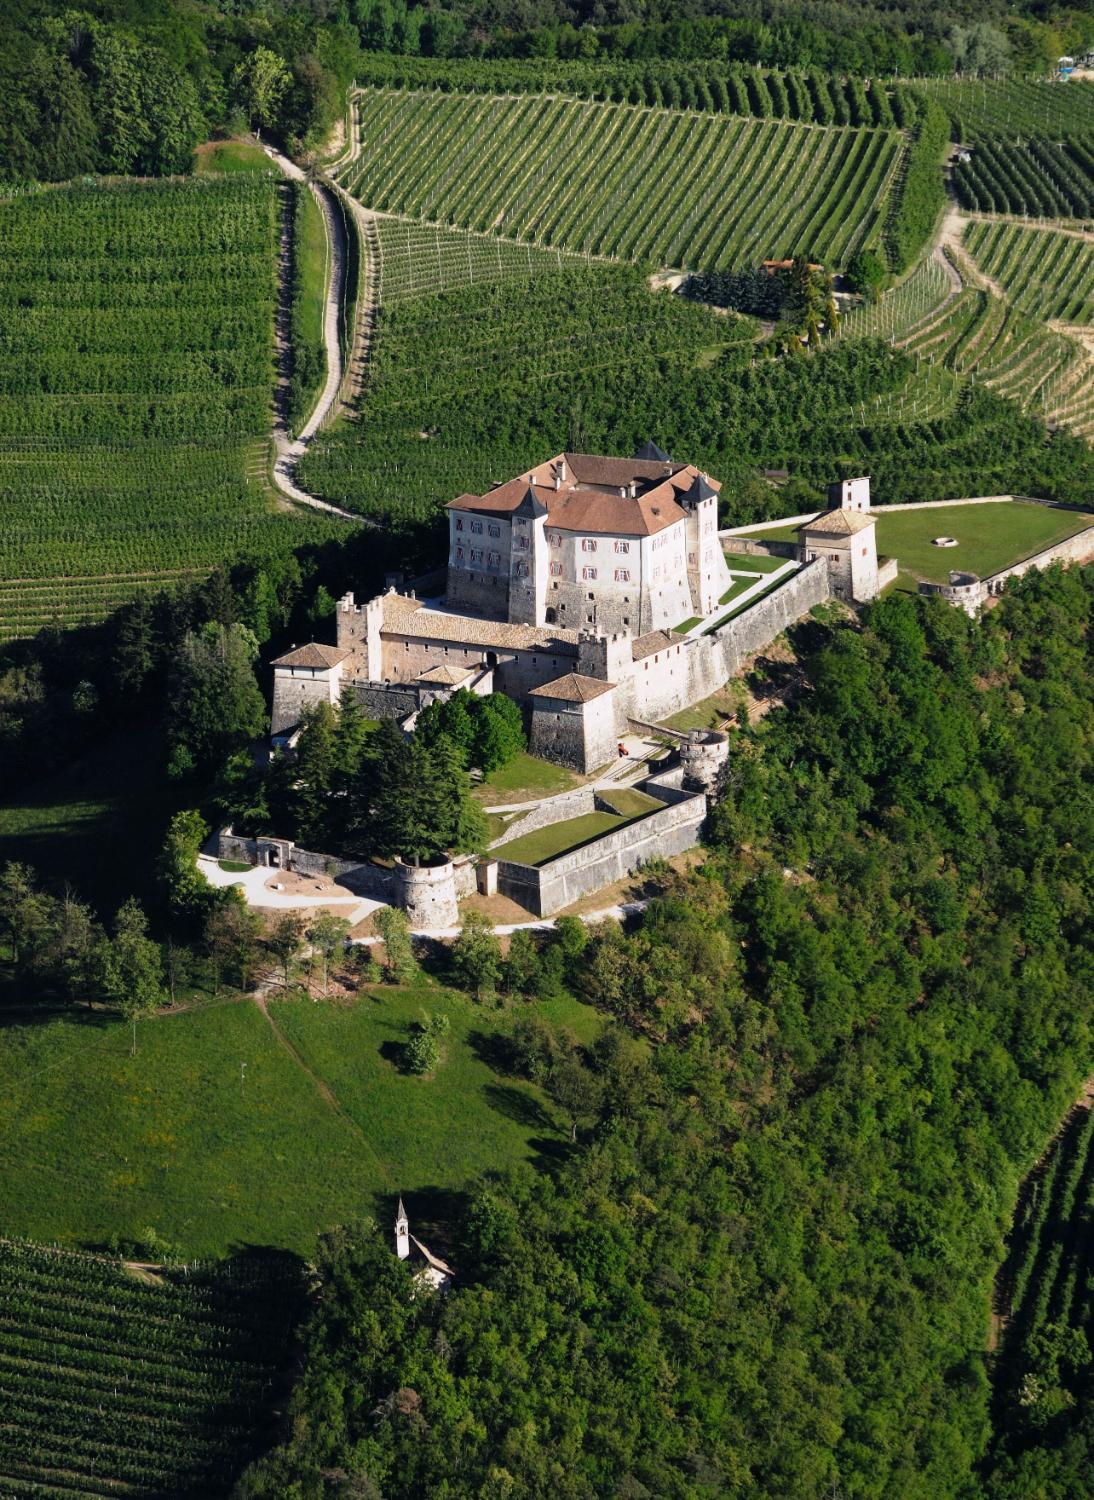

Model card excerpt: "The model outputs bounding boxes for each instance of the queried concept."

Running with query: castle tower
[508,485,549,626]
[395,1196,410,1260]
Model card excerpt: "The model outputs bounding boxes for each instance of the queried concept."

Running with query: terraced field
[0,1239,303,1498]
[843,252,1094,439]
[342,87,903,271]
[963,220,1094,325]
[0,178,338,641]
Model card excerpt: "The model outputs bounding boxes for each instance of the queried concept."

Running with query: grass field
[475,751,582,805]
[0,984,599,1258]
[193,138,274,175]
[0,176,336,641]
[499,798,659,866]
[872,501,1094,584]
[663,686,738,732]
[736,502,1094,585]
[341,86,901,271]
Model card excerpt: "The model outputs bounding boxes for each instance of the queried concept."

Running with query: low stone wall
[722,537,800,560]
[496,790,706,917]
[719,511,820,536]
[489,787,598,851]
[217,829,392,896]
[877,557,899,590]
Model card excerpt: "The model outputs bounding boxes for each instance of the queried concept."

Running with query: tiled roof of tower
[799,509,876,537]
[445,452,720,537]
[271,643,351,669]
[527,673,616,703]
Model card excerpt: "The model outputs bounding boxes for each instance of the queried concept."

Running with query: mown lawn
[475,752,581,805]
[722,548,793,572]
[871,502,1094,584]
[292,182,328,434]
[734,502,1094,584]
[0,984,600,1258]
[499,808,652,866]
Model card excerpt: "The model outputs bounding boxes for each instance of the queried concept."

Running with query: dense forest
[3,0,1090,183]
[230,564,1094,1497]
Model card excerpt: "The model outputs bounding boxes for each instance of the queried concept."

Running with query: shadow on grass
[467,1027,516,1074]
[483,1082,555,1132]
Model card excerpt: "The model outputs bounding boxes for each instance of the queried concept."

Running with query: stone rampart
[985,526,1094,590]
[496,790,706,917]
[352,683,420,720]
[489,788,599,850]
[719,511,821,536]
[393,858,459,930]
[711,557,831,677]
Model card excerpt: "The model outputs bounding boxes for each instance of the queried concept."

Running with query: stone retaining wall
[496,789,707,917]
[489,788,598,850]
[985,526,1094,590]
[721,537,800,560]
[711,557,831,677]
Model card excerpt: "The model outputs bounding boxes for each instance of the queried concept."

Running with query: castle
[271,450,883,771]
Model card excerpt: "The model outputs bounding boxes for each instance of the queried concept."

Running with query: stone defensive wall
[488,787,599,851]
[495,783,707,918]
[215,828,476,931]
[984,524,1094,592]
[708,557,831,677]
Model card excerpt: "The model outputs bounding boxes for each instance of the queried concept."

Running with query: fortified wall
[495,781,707,917]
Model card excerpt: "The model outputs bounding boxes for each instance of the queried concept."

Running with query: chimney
[628,481,638,498]
[619,486,627,497]
[558,458,568,482]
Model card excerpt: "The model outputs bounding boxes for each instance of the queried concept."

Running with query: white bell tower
[395,1196,410,1260]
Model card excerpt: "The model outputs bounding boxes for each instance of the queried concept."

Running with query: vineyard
[340,87,903,271]
[0,1238,304,1497]
[0,177,338,641]
[370,214,584,302]
[992,1099,1094,1432]
[913,77,1094,141]
[842,253,1094,438]
[952,137,1094,219]
[298,248,1094,535]
[963,221,1094,325]
[351,54,920,129]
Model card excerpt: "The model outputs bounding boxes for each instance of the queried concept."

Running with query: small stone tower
[395,1196,410,1260]
[508,485,549,626]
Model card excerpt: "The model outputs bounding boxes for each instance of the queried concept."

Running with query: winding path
[260,142,365,523]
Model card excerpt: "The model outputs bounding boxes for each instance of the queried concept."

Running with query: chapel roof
[415,663,477,685]
[271,642,351,670]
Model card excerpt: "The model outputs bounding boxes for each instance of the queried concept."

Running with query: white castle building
[270,450,882,771]
[446,446,734,633]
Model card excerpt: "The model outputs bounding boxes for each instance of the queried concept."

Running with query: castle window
[614,541,630,554]
[581,538,597,553]
[582,567,597,581]
[455,546,465,561]
[471,521,483,534]
[455,518,463,531]
[862,546,868,556]
[614,569,630,582]
[688,553,696,564]
[515,562,529,578]
[514,535,529,551]
[550,532,561,548]
[471,549,483,564]
[488,523,500,538]
[488,551,500,568]
[550,562,562,576]
[623,617,630,626]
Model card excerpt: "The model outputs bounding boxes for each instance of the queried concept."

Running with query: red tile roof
[271,643,351,670]
[527,672,616,703]
[446,452,720,538]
